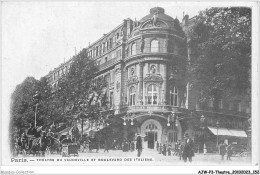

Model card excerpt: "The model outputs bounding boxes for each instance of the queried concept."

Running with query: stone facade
[46,7,250,152]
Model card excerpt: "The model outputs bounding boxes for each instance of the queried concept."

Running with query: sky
[2,2,209,91]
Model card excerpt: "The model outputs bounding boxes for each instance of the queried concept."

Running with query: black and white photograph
[1,1,259,174]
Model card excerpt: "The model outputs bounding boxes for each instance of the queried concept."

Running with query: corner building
[95,7,188,149]
[47,7,250,152]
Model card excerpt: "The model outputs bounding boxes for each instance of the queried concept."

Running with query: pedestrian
[219,142,226,160]
[159,143,162,154]
[104,139,109,153]
[226,143,233,160]
[167,144,172,156]
[40,131,48,157]
[182,133,195,162]
[130,140,135,152]
[136,135,142,157]
[174,141,180,156]
[156,141,159,151]
[179,141,184,160]
[162,144,167,156]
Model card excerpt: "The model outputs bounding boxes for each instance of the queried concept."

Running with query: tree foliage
[11,77,41,129]
[10,48,107,134]
[187,7,251,105]
[50,48,107,126]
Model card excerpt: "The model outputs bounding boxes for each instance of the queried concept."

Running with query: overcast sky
[2,2,210,90]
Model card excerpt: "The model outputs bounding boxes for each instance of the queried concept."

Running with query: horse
[88,137,100,153]
[27,137,48,156]
[45,136,61,155]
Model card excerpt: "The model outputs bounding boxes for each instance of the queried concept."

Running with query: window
[109,38,113,49]
[110,91,113,107]
[99,45,102,55]
[208,99,213,108]
[117,49,121,58]
[129,86,136,106]
[151,39,159,52]
[111,52,116,58]
[96,46,99,56]
[102,43,106,53]
[107,40,110,50]
[147,84,158,105]
[218,99,223,109]
[170,87,178,106]
[238,102,242,112]
[145,123,158,130]
[131,42,136,55]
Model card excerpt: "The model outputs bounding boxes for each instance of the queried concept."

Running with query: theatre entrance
[147,131,157,149]
[141,119,162,149]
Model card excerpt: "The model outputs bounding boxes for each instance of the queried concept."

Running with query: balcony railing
[98,58,117,70]
[119,104,186,114]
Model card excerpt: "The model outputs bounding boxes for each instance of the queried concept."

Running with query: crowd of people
[14,124,239,162]
[219,142,234,160]
[155,133,195,162]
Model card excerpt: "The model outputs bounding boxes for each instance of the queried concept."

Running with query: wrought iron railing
[119,104,186,113]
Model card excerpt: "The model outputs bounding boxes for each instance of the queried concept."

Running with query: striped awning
[208,126,247,138]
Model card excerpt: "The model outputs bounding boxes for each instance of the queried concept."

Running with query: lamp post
[200,115,206,154]
[216,120,220,148]
[33,91,41,128]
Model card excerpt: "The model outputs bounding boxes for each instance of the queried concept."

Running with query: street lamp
[122,113,135,126]
[33,91,41,128]
[216,120,220,148]
[200,115,206,154]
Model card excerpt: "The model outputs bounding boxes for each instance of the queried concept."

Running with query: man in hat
[27,123,37,138]
[182,133,195,162]
[136,135,142,157]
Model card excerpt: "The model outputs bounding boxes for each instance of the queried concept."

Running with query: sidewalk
[44,149,252,165]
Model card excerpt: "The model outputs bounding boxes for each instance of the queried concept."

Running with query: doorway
[141,119,162,149]
[147,131,157,149]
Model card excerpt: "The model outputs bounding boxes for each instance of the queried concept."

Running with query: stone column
[162,63,167,105]
[138,62,144,105]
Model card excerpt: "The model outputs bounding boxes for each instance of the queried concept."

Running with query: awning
[57,127,73,135]
[208,126,247,138]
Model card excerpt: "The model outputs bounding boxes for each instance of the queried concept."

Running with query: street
[41,148,251,166]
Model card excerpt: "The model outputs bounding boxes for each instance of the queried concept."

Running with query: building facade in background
[46,7,250,152]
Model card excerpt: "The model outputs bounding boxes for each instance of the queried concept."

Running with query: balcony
[98,58,118,70]
[119,104,187,114]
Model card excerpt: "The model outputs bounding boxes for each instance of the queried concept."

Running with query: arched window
[131,42,136,55]
[129,86,136,106]
[147,84,158,105]
[151,39,159,52]
[170,87,178,106]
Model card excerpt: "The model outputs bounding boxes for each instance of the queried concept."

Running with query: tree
[53,48,108,127]
[11,77,40,130]
[186,7,251,107]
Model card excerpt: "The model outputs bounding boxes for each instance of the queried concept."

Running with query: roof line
[87,21,126,49]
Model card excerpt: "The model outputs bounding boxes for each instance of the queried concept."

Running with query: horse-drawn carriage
[61,143,79,157]
[15,133,61,157]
